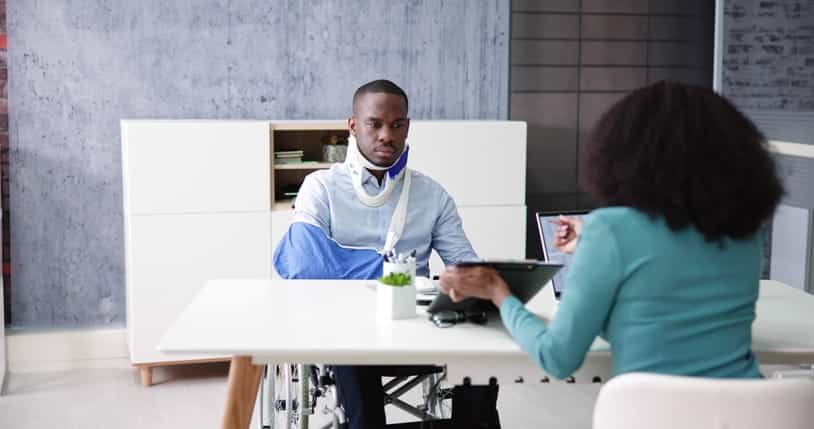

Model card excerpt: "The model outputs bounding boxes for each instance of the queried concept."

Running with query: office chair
[260,363,452,429]
[593,372,814,429]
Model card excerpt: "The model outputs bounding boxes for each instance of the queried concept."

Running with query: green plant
[378,271,412,287]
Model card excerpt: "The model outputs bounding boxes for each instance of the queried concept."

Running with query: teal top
[500,207,762,379]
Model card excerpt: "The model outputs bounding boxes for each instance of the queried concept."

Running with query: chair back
[593,372,814,429]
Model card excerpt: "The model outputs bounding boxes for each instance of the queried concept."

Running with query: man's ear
[347,117,356,136]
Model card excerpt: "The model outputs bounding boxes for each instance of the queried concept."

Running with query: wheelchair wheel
[294,364,310,429]
[261,364,295,429]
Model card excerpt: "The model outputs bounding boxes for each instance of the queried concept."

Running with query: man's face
[348,92,410,167]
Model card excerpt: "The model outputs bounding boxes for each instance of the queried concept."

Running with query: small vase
[376,282,417,320]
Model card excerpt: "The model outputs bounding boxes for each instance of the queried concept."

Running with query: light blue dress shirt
[293,163,478,276]
[500,207,763,379]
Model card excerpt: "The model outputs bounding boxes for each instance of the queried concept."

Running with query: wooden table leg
[139,367,153,387]
[221,356,264,429]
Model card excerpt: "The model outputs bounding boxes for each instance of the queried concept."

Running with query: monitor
[536,210,589,300]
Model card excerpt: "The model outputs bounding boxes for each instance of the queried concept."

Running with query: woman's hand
[552,215,583,254]
[439,265,512,307]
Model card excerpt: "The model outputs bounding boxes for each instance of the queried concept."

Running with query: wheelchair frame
[259,363,452,429]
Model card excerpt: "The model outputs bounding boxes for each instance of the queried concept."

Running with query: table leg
[139,367,153,387]
[221,356,264,429]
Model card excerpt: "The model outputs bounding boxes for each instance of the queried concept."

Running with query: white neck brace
[344,135,410,207]
[345,135,411,253]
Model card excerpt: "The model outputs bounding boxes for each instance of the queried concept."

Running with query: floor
[0,362,601,428]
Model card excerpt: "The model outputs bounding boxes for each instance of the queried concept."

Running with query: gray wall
[721,0,814,145]
[7,0,510,329]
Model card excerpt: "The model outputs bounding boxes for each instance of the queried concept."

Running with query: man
[273,79,478,428]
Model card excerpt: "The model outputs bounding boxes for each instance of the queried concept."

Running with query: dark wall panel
[511,0,715,257]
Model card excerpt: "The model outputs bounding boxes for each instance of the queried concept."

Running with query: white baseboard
[7,328,131,373]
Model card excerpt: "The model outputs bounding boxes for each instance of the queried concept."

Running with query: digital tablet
[426,260,562,314]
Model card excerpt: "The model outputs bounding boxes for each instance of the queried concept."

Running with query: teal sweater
[500,207,762,379]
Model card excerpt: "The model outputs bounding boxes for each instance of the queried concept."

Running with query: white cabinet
[125,212,271,365]
[410,122,527,273]
[428,206,526,275]
[121,120,526,385]
[408,121,526,206]
[122,120,273,386]
[121,121,270,214]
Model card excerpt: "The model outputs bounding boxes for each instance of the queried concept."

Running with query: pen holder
[377,260,417,320]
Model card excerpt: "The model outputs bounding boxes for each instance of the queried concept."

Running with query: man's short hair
[353,79,409,114]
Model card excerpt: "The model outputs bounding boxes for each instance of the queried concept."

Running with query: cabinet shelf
[274,162,336,170]
[271,126,349,206]
[273,199,295,211]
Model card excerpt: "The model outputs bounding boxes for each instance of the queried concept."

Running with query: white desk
[160,279,814,429]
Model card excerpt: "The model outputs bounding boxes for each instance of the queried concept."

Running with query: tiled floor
[0,362,601,428]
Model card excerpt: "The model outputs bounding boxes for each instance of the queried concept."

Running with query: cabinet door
[408,121,526,207]
[125,212,272,364]
[121,121,270,214]
[429,205,526,275]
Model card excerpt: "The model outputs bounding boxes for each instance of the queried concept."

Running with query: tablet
[426,260,562,314]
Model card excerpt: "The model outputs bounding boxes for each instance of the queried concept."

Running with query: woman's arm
[442,216,624,379]
[505,217,624,377]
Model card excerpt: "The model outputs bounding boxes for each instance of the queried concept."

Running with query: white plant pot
[376,282,417,320]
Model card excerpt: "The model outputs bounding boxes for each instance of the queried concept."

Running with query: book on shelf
[281,184,300,198]
[274,150,304,159]
[274,159,318,165]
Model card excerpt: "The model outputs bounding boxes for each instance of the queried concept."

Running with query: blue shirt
[293,163,478,276]
[500,207,763,379]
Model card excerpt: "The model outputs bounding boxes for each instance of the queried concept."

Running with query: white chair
[593,372,814,429]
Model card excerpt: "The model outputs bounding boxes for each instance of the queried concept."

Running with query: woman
[440,81,784,379]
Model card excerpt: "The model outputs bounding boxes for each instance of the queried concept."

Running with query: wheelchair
[259,363,453,428]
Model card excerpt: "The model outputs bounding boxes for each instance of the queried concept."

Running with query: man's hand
[439,265,511,307]
[552,215,583,254]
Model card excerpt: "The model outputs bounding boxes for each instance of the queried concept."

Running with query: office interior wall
[771,205,812,291]
[773,152,814,292]
[6,1,510,329]
[720,0,814,146]
[719,0,814,291]
[0,0,8,325]
[511,0,715,258]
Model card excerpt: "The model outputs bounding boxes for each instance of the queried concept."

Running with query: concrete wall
[6,0,510,328]
[720,0,814,145]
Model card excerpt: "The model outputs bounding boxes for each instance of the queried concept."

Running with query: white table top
[159,279,814,366]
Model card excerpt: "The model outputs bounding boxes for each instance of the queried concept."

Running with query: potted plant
[376,271,416,320]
